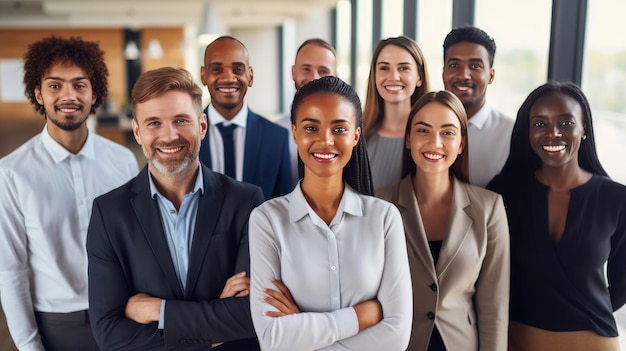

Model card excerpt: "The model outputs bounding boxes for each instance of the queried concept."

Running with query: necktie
[216,122,236,178]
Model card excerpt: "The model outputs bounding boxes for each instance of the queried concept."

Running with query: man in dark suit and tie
[87,67,263,350]
[199,36,292,200]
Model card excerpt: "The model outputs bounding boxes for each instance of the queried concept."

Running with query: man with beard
[199,36,292,199]
[276,38,337,185]
[87,67,264,351]
[0,36,138,351]
[442,26,514,187]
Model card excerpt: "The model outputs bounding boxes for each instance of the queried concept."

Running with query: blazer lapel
[131,168,184,298]
[242,112,261,184]
[185,167,222,296]
[395,177,438,281]
[436,177,473,278]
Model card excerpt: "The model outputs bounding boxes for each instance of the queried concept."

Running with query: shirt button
[330,266,336,271]
[430,283,437,291]
[427,312,435,320]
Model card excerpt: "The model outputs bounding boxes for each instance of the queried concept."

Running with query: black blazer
[87,165,264,350]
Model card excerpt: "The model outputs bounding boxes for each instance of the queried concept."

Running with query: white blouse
[249,183,412,350]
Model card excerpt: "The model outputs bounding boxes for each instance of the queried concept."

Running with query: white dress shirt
[249,183,412,351]
[206,103,248,181]
[0,126,138,351]
[468,105,515,187]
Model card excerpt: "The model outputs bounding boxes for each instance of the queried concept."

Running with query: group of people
[0,24,625,351]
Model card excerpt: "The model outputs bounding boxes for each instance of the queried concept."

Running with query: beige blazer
[377,175,510,351]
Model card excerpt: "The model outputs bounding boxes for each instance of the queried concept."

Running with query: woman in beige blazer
[377,91,510,351]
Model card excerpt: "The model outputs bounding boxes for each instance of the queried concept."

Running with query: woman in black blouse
[488,81,626,351]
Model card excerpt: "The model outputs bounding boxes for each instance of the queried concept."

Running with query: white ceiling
[0,0,338,30]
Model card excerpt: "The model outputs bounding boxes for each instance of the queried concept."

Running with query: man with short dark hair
[199,36,292,199]
[443,26,514,187]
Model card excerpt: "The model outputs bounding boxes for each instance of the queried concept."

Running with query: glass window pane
[475,0,551,119]
[381,0,404,38]
[582,0,626,185]
[417,0,453,92]
[336,0,353,84]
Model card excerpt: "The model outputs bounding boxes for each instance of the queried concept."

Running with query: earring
[582,134,587,140]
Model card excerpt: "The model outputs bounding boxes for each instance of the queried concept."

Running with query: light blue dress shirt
[148,166,204,328]
[249,183,412,350]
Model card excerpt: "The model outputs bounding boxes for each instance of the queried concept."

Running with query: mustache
[453,80,475,88]
[54,103,83,111]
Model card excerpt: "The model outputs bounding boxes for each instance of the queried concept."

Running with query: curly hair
[23,36,109,116]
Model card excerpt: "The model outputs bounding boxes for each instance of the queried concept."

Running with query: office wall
[0,27,184,120]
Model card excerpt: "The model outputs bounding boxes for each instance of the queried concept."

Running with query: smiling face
[292,92,360,180]
[407,101,464,177]
[375,44,422,105]
[292,44,336,91]
[200,38,253,119]
[133,90,207,176]
[35,61,96,132]
[528,91,585,171]
[443,41,494,118]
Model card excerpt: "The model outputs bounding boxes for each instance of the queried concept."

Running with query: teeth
[543,145,565,152]
[385,85,403,91]
[424,152,443,160]
[60,108,78,112]
[218,87,237,93]
[160,147,182,154]
[313,153,336,160]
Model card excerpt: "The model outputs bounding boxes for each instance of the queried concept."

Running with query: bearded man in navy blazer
[199,36,292,200]
[87,67,263,350]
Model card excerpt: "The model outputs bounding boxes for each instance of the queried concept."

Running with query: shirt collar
[41,124,96,163]
[289,181,363,223]
[468,103,492,129]
[207,103,248,128]
[148,165,204,199]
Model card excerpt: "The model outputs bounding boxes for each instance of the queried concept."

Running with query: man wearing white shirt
[442,26,514,187]
[0,36,138,351]
[198,36,292,199]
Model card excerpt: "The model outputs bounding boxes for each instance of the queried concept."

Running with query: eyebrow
[43,76,88,82]
[301,117,353,125]
[445,57,485,64]
[377,61,413,65]
[415,121,459,129]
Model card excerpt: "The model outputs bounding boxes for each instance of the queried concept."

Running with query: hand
[263,278,300,317]
[125,293,161,324]
[353,299,382,331]
[219,271,250,298]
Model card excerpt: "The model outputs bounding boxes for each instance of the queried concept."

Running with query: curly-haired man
[0,36,138,351]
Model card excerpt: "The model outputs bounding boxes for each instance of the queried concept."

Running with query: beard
[45,104,89,131]
[143,140,197,175]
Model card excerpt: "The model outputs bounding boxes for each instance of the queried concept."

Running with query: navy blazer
[199,108,292,200]
[87,165,264,351]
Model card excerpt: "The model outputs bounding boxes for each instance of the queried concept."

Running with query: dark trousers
[34,310,100,351]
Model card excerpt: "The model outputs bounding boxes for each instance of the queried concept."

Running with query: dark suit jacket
[87,165,264,351]
[377,176,510,351]
[199,108,293,200]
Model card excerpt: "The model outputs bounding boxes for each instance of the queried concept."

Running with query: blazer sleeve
[162,187,264,347]
[474,194,510,351]
[87,197,165,351]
